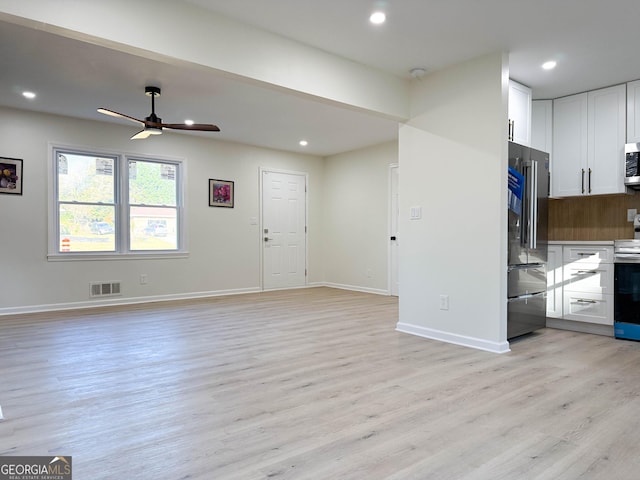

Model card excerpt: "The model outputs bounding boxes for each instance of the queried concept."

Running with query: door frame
[259,167,309,291]
[388,163,399,296]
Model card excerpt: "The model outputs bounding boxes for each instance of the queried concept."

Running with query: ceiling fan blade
[162,123,221,132]
[131,129,154,140]
[98,108,145,126]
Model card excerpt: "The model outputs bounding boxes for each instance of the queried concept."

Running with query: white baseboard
[396,322,511,354]
[0,283,389,317]
[0,287,262,316]
[323,282,389,296]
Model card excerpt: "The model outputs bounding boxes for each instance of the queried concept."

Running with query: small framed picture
[0,157,23,195]
[209,179,234,208]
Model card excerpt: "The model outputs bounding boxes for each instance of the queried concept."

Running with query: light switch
[410,206,422,220]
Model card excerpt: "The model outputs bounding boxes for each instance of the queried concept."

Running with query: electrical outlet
[439,294,449,310]
[366,269,373,278]
[140,274,148,285]
[628,209,638,222]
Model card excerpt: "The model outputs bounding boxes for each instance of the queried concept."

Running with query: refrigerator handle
[548,171,551,197]
[529,160,538,250]
[521,164,529,246]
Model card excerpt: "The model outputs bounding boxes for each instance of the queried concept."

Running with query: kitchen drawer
[563,292,613,325]
[563,246,613,264]
[562,262,613,295]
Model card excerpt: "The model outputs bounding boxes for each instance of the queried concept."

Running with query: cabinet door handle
[581,168,585,194]
[588,168,592,194]
[576,299,598,304]
[575,270,598,275]
[577,252,596,256]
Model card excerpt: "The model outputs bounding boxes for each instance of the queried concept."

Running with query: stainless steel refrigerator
[507,142,549,339]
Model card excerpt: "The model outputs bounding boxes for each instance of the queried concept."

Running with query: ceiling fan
[98,86,220,140]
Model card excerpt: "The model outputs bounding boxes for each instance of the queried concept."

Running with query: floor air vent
[90,281,122,297]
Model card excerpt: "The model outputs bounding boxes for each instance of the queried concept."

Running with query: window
[128,158,179,251]
[52,147,183,257]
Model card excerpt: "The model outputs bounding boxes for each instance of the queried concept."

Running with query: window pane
[58,153,115,204]
[59,204,116,252]
[130,206,178,251]
[129,160,177,206]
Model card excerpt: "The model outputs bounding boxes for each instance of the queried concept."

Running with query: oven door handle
[615,253,640,262]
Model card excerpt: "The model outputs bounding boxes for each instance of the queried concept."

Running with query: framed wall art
[209,179,234,208]
[0,157,23,195]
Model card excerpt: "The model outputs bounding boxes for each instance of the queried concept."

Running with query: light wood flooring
[2,287,640,479]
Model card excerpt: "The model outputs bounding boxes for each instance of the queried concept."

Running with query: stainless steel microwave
[625,143,640,190]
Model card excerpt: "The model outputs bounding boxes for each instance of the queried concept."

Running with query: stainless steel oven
[614,239,640,340]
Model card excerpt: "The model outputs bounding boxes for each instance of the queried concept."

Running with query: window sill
[47,251,189,262]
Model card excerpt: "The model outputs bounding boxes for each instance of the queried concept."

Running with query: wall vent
[90,281,122,297]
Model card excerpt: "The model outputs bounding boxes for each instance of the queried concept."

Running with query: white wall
[322,141,397,294]
[396,52,510,353]
[0,107,326,313]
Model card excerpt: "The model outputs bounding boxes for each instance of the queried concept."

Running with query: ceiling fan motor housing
[145,114,162,124]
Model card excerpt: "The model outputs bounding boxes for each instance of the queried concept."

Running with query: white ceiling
[1,0,639,156]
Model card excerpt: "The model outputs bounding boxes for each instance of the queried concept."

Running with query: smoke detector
[410,67,427,78]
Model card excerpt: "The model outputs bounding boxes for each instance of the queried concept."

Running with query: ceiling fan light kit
[98,86,220,140]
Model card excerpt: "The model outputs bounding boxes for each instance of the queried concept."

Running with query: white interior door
[262,170,307,290]
[390,165,399,296]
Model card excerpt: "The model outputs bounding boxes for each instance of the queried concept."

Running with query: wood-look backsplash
[549,192,640,240]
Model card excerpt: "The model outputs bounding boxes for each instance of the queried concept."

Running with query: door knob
[264,237,272,242]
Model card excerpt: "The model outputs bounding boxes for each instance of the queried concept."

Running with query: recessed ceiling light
[369,11,386,24]
[299,140,308,147]
[22,91,36,99]
[542,61,557,70]
[185,119,194,126]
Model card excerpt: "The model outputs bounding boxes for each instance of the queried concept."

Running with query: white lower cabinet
[562,291,612,325]
[562,262,613,295]
[546,245,563,318]
[547,243,614,328]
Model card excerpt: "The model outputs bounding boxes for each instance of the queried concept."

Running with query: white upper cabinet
[588,85,626,195]
[531,100,553,156]
[552,84,626,197]
[627,79,640,143]
[508,80,532,146]
[553,93,588,197]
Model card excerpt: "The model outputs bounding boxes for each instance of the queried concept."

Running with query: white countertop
[548,240,615,245]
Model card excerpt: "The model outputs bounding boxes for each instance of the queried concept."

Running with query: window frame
[48,144,188,261]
